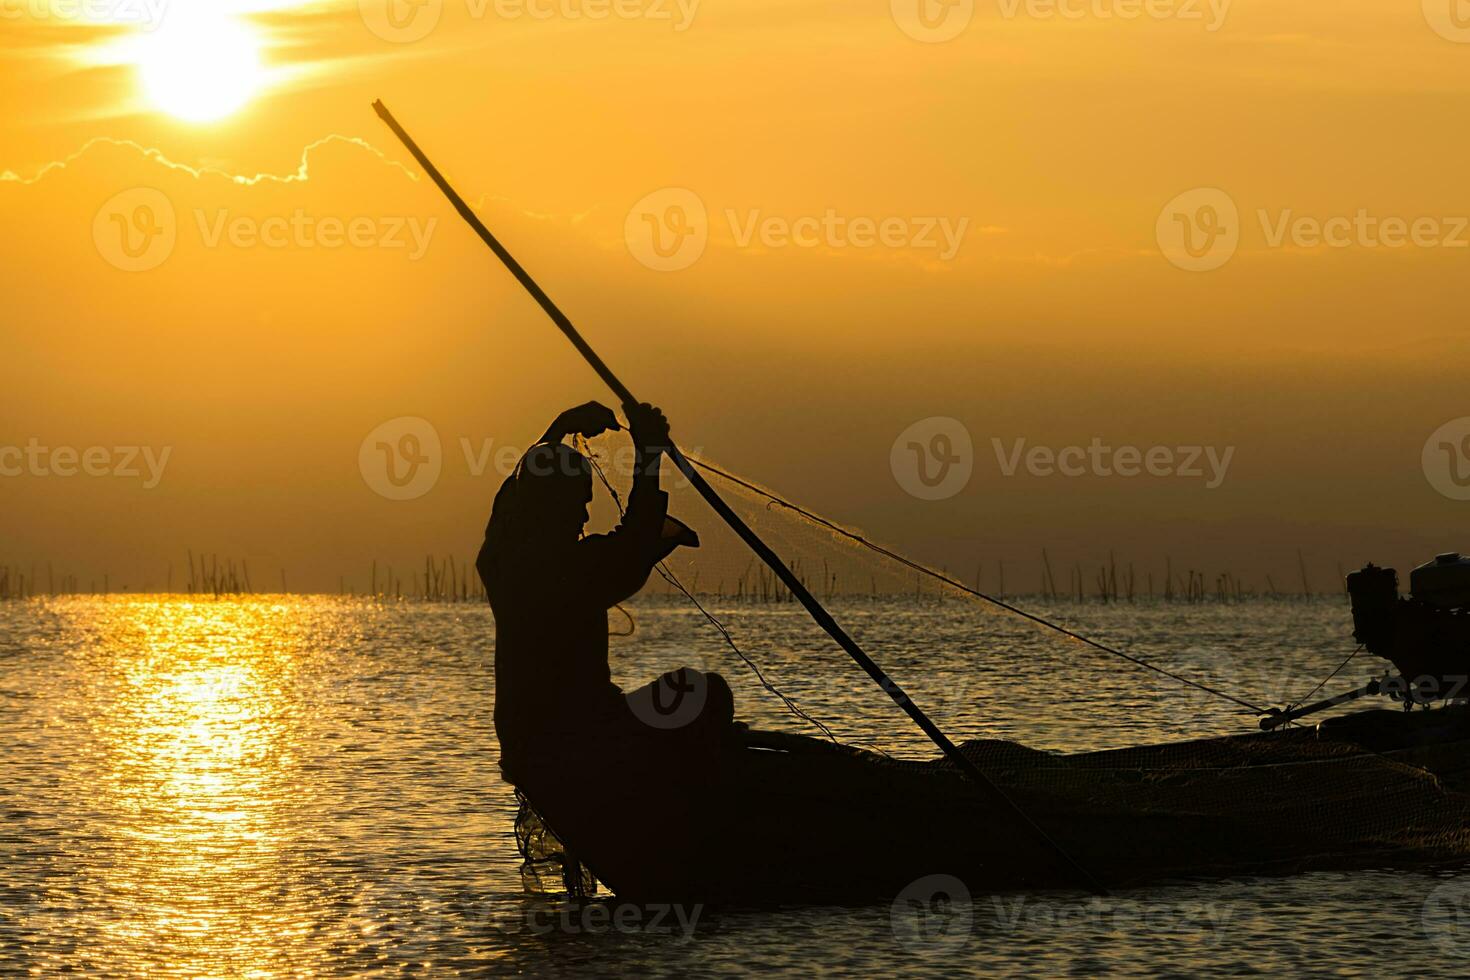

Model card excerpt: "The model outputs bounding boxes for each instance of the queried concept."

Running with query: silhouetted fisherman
[477,400,734,784]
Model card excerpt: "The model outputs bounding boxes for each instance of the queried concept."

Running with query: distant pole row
[0,550,1353,603]
[366,557,487,603]
[654,549,1354,604]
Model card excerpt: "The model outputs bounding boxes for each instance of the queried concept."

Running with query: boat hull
[516,705,1470,905]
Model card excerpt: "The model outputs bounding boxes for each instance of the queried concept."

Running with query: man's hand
[625,403,671,453]
[548,401,619,441]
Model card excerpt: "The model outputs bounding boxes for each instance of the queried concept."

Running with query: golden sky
[2,0,1468,593]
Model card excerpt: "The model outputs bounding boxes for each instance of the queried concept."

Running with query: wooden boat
[501,553,1470,906]
[516,702,1470,906]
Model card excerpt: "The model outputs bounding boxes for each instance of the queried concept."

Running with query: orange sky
[2,0,1468,593]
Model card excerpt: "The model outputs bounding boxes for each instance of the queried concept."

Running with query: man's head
[517,442,594,542]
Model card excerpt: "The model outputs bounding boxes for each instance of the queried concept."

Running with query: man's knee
[703,671,733,722]
[660,667,732,726]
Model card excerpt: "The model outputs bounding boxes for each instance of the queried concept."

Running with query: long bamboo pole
[371,100,1101,894]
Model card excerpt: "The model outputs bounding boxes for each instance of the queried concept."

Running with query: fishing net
[514,788,597,899]
[506,431,1470,897]
[946,728,1470,881]
[576,432,1279,747]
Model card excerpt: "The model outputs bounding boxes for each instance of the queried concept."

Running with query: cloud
[1,133,417,186]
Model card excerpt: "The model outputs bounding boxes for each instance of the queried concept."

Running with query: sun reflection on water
[2,595,516,976]
[76,599,318,976]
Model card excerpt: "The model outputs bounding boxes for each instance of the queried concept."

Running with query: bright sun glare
[137,13,264,122]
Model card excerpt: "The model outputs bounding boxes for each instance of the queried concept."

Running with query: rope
[651,563,841,744]
[688,455,1269,716]
[576,438,840,743]
[608,603,636,637]
[1286,645,1363,713]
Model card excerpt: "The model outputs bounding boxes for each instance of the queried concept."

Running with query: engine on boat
[1347,555,1470,704]
[1411,552,1470,608]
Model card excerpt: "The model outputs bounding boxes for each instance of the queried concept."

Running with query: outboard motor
[1410,553,1470,610]
[1345,555,1470,706]
[1346,563,1399,658]
[1266,557,1469,727]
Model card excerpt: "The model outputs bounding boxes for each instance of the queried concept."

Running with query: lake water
[3,594,1468,977]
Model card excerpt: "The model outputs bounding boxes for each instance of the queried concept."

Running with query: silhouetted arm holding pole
[539,401,620,445]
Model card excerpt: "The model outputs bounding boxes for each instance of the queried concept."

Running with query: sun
[137,13,264,123]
